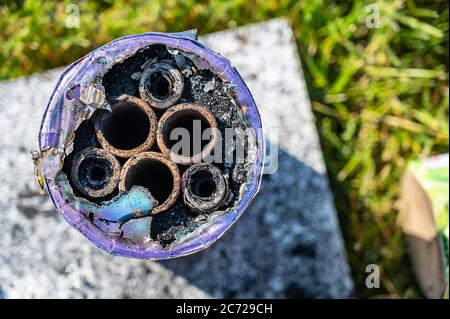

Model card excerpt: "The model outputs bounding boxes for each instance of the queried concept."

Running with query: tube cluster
[70,62,229,214]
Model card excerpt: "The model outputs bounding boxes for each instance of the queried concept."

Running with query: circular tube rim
[181,163,228,212]
[139,62,184,110]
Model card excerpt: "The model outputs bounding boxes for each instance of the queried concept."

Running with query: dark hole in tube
[101,104,150,150]
[149,72,172,100]
[78,157,112,190]
[163,111,211,157]
[124,159,174,204]
[190,170,216,198]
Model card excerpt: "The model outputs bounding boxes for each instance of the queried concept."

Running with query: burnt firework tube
[139,62,184,110]
[157,103,218,165]
[181,163,231,212]
[70,147,121,198]
[95,95,158,158]
[36,30,263,259]
[119,152,180,215]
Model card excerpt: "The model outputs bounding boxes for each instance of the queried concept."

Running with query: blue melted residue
[56,172,156,225]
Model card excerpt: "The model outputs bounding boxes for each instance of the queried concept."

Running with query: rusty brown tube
[181,163,230,212]
[119,152,180,215]
[70,147,121,198]
[139,62,184,110]
[95,95,157,158]
[156,103,218,165]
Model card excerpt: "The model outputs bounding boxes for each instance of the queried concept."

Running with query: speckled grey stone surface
[0,18,353,298]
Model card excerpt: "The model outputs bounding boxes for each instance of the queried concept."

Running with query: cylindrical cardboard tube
[70,147,121,198]
[139,62,184,110]
[181,163,229,212]
[156,103,218,165]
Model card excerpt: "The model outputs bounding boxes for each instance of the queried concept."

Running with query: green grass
[1,0,448,298]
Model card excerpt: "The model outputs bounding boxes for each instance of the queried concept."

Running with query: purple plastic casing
[39,31,263,259]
